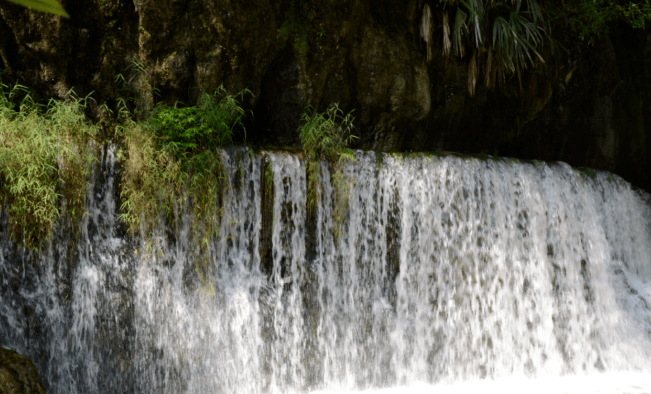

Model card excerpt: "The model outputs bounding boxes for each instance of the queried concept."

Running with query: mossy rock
[0,348,46,394]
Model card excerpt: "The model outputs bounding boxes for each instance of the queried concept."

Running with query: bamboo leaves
[118,84,250,279]
[300,104,357,239]
[0,83,97,249]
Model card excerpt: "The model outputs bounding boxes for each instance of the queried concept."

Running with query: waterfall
[1,147,651,393]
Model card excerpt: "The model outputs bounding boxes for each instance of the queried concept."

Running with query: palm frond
[421,3,434,61]
[452,8,468,58]
[443,11,452,56]
[485,46,494,89]
[468,50,478,97]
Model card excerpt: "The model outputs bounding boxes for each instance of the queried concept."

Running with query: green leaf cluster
[115,59,159,121]
[431,0,549,94]
[5,0,69,17]
[300,104,356,164]
[150,86,250,155]
[562,0,651,44]
[111,59,254,283]
[0,82,97,250]
[300,104,357,238]
[117,83,251,282]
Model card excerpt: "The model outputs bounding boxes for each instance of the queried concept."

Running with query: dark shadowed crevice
[251,44,304,148]
[0,16,17,73]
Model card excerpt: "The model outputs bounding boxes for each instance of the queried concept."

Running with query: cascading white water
[1,147,651,394]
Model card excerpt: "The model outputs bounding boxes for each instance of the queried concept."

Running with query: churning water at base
[1,147,651,394]
[314,372,651,394]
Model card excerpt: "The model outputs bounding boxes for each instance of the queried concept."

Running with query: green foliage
[300,104,356,164]
[430,0,651,93]
[264,159,274,199]
[117,121,227,282]
[5,0,69,17]
[429,0,550,94]
[263,158,275,235]
[562,0,651,44]
[115,59,159,121]
[331,149,355,239]
[299,104,357,238]
[491,10,545,72]
[118,86,251,235]
[149,86,251,155]
[0,82,97,250]
[116,121,181,237]
[576,166,597,179]
[116,80,252,282]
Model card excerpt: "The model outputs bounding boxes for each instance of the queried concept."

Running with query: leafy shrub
[421,0,651,95]
[299,104,357,238]
[116,121,182,236]
[118,86,251,281]
[0,83,98,250]
[149,86,250,155]
[115,59,159,121]
[562,0,651,44]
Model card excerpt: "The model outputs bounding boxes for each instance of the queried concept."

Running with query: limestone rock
[0,348,46,394]
[0,1,650,192]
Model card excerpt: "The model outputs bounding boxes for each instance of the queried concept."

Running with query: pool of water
[313,372,651,394]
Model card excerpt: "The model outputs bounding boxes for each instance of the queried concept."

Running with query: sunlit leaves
[5,0,69,17]
[0,83,97,250]
[300,104,357,238]
[118,85,251,283]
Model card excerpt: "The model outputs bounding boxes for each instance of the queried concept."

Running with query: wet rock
[1,1,651,192]
[0,348,46,394]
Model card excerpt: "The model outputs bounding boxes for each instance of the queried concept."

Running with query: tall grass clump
[117,83,251,279]
[0,83,98,250]
[115,59,159,120]
[299,104,357,238]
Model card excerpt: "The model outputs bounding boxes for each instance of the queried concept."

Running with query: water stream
[1,147,650,393]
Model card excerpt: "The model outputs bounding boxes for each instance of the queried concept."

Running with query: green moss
[579,166,597,179]
[375,151,386,170]
[264,160,274,201]
[391,152,404,166]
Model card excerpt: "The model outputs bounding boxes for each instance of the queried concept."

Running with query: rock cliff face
[0,348,46,394]
[1,0,650,191]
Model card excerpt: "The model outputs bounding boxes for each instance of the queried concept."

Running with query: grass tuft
[299,104,357,239]
[0,82,98,250]
[117,84,251,282]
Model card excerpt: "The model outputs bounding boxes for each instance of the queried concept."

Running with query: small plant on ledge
[299,103,357,239]
[0,82,98,250]
[117,84,252,283]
